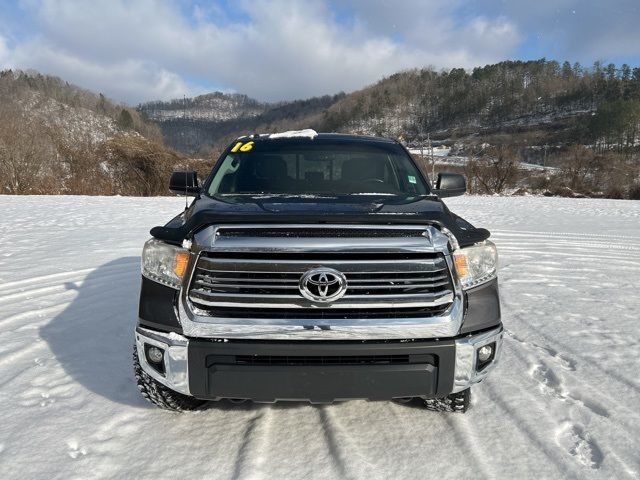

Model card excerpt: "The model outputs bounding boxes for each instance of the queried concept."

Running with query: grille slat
[194,280,300,290]
[189,289,454,308]
[196,276,300,284]
[197,256,447,272]
[346,281,451,290]
[218,227,427,238]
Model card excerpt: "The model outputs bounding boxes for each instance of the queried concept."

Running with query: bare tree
[100,134,185,196]
[559,145,599,192]
[466,145,520,194]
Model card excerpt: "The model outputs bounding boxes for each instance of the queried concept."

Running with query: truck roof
[237,130,398,145]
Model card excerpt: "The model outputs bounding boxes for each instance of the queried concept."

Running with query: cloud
[5,0,640,104]
[0,35,12,69]
[12,0,640,104]
[10,41,208,103]
[479,0,640,63]
[0,0,527,103]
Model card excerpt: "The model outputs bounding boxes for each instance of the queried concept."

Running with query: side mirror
[169,170,200,196]
[432,172,466,197]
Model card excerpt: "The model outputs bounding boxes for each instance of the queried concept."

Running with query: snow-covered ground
[0,195,639,479]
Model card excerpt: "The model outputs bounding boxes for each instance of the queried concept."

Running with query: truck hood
[151,194,489,247]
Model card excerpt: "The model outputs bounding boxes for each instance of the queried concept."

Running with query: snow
[1,195,639,479]
[268,129,318,139]
[407,150,559,172]
[408,146,451,157]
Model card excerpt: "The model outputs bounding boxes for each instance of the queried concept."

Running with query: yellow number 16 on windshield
[230,141,255,153]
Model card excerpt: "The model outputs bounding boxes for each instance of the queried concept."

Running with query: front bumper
[135,325,503,401]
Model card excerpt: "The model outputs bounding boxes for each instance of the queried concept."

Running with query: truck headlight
[453,241,498,289]
[141,238,190,289]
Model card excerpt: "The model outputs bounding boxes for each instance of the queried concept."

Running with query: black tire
[133,346,206,411]
[423,388,471,413]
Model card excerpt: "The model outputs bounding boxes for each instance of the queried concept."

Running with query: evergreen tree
[572,62,583,76]
[117,108,134,130]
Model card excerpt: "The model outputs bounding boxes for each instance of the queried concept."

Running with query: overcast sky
[1,0,639,104]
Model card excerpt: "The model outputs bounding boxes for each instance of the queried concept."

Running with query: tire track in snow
[0,268,94,292]
[495,235,640,248]
[0,260,138,295]
[318,406,379,480]
[496,248,640,263]
[445,415,495,479]
[492,229,640,242]
[492,231,640,257]
[231,407,275,480]
[0,341,47,369]
[0,303,68,329]
[0,284,81,305]
[0,267,137,308]
[318,407,352,480]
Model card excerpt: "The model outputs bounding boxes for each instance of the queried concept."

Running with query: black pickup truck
[134,131,502,413]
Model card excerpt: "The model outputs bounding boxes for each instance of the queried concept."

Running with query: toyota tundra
[134,130,503,413]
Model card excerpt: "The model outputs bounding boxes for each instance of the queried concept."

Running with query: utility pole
[428,133,435,187]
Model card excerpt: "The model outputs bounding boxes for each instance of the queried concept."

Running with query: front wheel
[133,346,206,411]
[423,388,471,413]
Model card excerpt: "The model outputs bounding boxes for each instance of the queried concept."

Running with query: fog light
[147,346,164,364]
[478,345,493,363]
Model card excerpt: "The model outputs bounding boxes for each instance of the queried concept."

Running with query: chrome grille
[188,252,454,314]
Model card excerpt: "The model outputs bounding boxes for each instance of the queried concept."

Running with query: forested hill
[321,60,640,146]
[142,59,640,155]
[139,92,345,154]
[139,92,269,123]
[0,70,186,195]
[1,69,160,141]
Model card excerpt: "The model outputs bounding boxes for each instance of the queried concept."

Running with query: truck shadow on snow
[39,257,153,408]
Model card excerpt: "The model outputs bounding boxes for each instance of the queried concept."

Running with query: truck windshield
[207,140,429,196]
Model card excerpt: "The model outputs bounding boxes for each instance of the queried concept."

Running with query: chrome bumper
[177,296,465,340]
[135,327,191,396]
[452,326,503,393]
[135,325,503,398]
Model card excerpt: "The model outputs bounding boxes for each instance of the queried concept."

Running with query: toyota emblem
[299,267,347,303]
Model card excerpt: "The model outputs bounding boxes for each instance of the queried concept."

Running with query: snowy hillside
[139,92,268,122]
[18,89,118,144]
[0,196,638,479]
